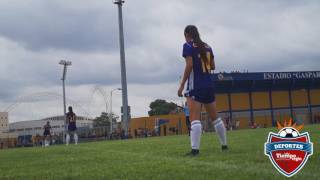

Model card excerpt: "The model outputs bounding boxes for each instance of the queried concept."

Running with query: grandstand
[129,71,320,137]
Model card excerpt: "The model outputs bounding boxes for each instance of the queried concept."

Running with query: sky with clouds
[0,0,319,122]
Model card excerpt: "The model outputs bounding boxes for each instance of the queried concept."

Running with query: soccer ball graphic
[279,127,299,138]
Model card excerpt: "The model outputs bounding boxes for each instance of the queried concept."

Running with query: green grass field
[0,125,319,180]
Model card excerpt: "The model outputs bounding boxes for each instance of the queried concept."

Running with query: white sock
[214,117,227,146]
[66,134,70,145]
[44,140,48,147]
[74,133,78,145]
[190,120,202,150]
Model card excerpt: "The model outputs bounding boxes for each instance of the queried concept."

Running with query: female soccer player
[43,121,51,147]
[66,106,78,145]
[178,25,228,156]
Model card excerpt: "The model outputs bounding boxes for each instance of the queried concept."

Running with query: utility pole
[114,0,130,137]
[59,60,72,142]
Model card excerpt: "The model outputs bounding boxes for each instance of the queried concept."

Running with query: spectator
[184,102,191,136]
[43,121,51,147]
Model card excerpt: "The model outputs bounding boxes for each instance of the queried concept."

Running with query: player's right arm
[178,43,193,97]
[178,56,193,97]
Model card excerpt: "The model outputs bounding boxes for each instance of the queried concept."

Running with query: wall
[129,114,187,137]
[214,88,320,129]
[129,88,320,133]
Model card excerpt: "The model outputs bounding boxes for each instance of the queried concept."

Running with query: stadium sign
[214,71,320,81]
[264,119,313,177]
[264,71,320,80]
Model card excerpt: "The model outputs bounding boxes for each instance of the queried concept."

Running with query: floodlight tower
[59,60,72,135]
[114,0,130,137]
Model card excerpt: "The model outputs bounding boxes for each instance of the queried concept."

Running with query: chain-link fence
[0,125,129,149]
[1,108,320,150]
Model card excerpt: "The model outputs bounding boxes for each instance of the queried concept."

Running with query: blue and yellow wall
[129,71,320,136]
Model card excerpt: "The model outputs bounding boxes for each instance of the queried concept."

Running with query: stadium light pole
[114,0,130,137]
[59,60,72,142]
[110,88,122,134]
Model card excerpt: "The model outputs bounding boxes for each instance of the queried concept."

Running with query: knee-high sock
[214,118,227,146]
[190,120,202,150]
[74,133,78,144]
[44,140,49,146]
[66,134,70,145]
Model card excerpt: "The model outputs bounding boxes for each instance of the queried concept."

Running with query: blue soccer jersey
[67,112,77,131]
[182,41,215,93]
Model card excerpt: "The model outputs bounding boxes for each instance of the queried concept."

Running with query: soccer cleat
[221,145,228,151]
[185,149,199,156]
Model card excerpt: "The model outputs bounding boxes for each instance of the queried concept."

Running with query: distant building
[0,112,9,134]
[9,115,94,136]
[0,112,16,149]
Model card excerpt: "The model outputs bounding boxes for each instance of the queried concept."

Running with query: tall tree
[93,112,118,127]
[148,99,178,116]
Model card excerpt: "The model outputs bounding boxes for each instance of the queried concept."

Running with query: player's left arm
[210,50,215,71]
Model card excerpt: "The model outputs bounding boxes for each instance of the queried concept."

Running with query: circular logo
[218,73,224,80]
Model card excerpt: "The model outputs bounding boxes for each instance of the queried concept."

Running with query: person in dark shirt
[66,106,78,145]
[43,121,51,147]
[184,102,191,136]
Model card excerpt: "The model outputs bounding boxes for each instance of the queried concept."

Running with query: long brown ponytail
[184,25,208,70]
